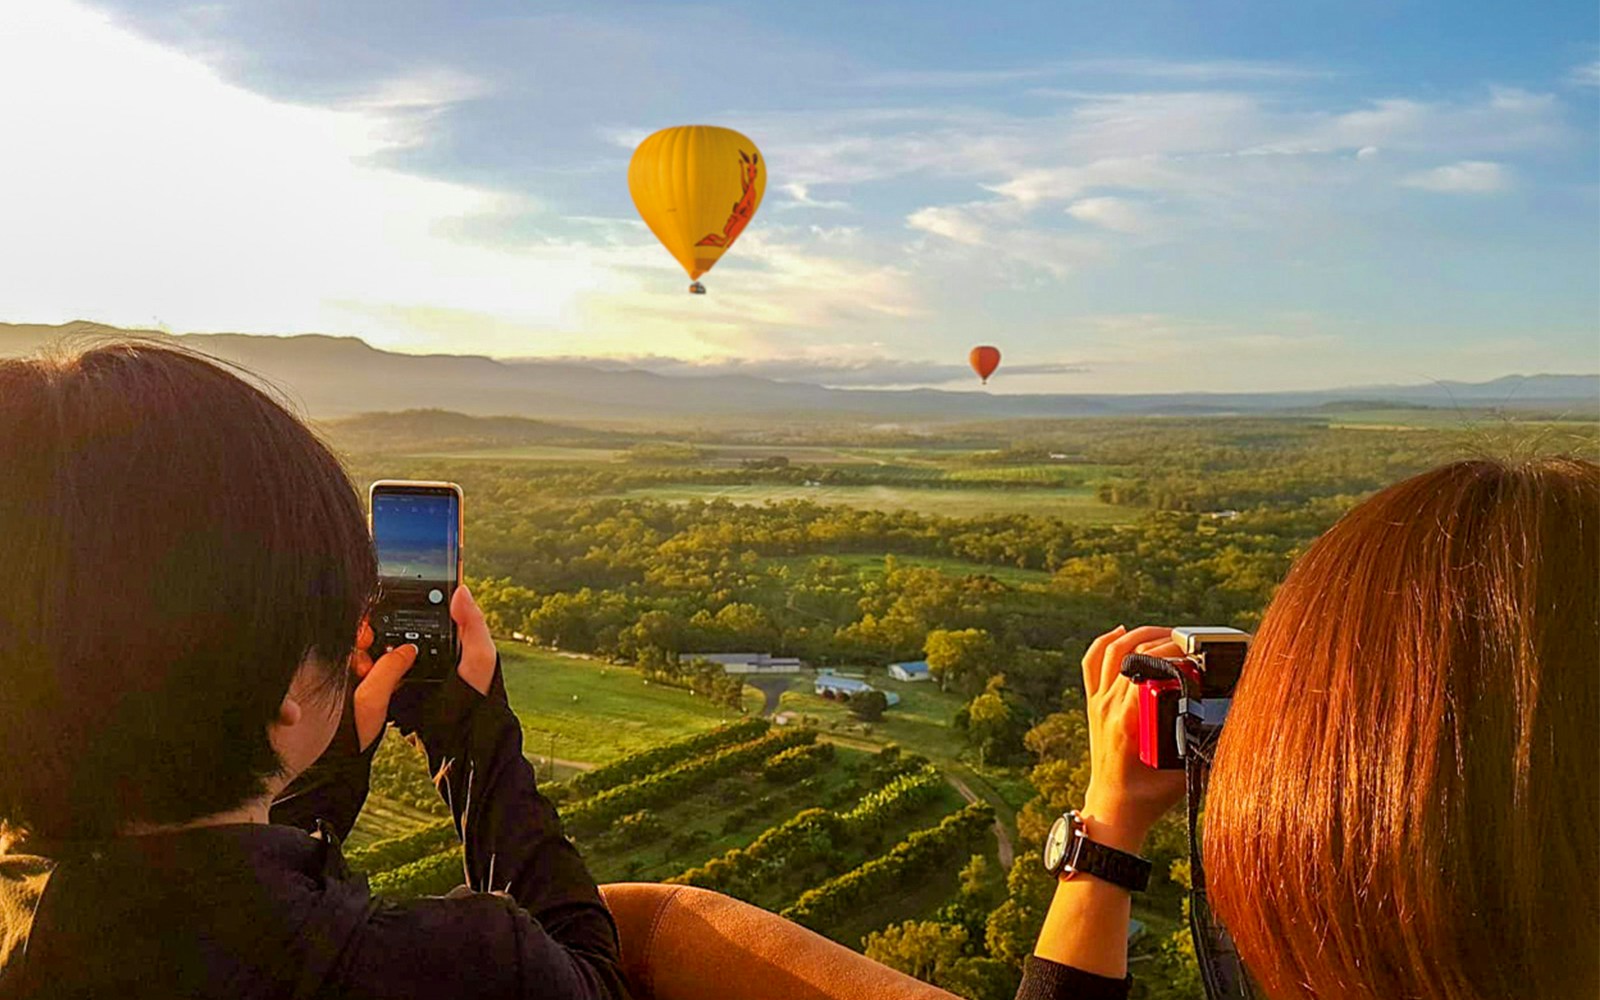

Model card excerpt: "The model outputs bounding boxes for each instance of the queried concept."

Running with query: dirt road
[946,773,1016,869]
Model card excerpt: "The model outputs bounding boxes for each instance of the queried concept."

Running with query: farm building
[814,674,900,706]
[888,660,931,682]
[688,652,805,675]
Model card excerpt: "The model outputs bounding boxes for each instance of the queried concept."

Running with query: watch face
[1042,815,1072,873]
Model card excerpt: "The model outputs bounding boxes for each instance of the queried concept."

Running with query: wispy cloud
[1401,160,1511,194]
[1062,57,1328,82]
[1570,60,1600,87]
[855,65,1063,88]
[859,57,1324,88]
[1065,196,1153,233]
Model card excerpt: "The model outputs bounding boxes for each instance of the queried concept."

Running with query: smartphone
[368,480,463,681]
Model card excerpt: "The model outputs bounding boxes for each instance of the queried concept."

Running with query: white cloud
[856,65,1062,88]
[777,182,849,211]
[1065,196,1151,233]
[860,57,1322,89]
[1571,61,1600,87]
[1400,160,1511,194]
[906,201,1102,279]
[907,204,993,246]
[1064,57,1326,82]
[0,0,613,354]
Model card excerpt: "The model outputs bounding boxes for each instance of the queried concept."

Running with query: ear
[276,693,303,728]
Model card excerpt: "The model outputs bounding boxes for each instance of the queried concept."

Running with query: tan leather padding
[600,883,959,1000]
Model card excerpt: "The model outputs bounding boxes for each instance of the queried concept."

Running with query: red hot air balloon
[969,346,1001,384]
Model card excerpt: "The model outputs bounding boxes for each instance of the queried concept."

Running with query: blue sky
[1,0,1595,391]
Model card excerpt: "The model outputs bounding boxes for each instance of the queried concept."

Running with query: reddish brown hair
[1206,458,1599,999]
[0,342,375,837]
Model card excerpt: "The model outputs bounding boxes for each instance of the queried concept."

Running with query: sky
[1,0,1596,392]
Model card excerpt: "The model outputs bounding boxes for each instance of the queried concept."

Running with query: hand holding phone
[369,480,463,682]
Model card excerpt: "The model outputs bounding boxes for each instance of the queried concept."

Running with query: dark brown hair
[0,342,375,837]
[1207,458,1599,999]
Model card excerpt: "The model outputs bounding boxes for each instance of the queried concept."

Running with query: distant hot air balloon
[628,125,767,294]
[969,345,1001,384]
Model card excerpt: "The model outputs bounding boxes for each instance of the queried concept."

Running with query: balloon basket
[689,282,707,295]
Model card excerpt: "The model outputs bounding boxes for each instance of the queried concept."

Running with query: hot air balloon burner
[689,282,707,295]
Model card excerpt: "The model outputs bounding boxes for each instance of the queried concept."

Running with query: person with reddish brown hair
[1021,458,1599,999]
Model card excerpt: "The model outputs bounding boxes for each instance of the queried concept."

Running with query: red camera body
[1137,665,1200,770]
[1122,627,1250,771]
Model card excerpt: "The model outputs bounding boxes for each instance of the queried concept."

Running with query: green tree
[924,627,999,695]
[965,675,1032,765]
[863,920,1015,999]
[863,920,970,984]
[984,860,1055,968]
[851,689,889,722]
[958,853,1003,911]
[617,609,684,659]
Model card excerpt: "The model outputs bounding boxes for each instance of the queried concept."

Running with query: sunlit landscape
[3,0,1596,996]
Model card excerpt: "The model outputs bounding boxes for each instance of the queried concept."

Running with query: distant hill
[3,321,1595,424]
[317,410,624,454]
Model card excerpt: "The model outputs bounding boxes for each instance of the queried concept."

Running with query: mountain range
[3,321,1594,424]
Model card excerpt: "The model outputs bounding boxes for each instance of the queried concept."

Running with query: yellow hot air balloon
[628,125,766,293]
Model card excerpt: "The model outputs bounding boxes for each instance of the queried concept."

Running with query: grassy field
[619,483,1132,521]
[501,646,764,766]
[776,673,971,763]
[939,462,1110,485]
[411,445,624,461]
[768,552,1052,588]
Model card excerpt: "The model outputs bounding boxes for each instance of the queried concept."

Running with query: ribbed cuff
[1015,955,1132,1000]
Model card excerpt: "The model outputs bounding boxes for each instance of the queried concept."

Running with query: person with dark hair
[0,343,628,998]
[1018,458,1599,998]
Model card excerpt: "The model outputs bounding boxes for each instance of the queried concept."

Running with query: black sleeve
[269,691,378,840]
[389,657,628,998]
[1015,956,1132,1000]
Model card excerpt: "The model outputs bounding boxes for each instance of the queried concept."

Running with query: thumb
[352,644,418,750]
[451,584,496,696]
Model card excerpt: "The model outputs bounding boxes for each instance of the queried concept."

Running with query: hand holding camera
[1078,625,1190,853]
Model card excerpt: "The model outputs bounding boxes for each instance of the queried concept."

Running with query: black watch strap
[1067,834,1152,893]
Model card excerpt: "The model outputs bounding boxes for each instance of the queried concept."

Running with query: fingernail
[403,644,419,657]
[1115,625,1127,634]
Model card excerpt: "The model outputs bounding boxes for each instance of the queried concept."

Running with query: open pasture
[616,482,1133,521]
[768,553,1051,588]
[410,444,626,462]
[500,646,764,766]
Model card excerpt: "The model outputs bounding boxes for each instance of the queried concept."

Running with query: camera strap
[1184,718,1258,1000]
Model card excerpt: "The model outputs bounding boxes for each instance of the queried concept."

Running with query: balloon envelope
[628,125,766,283]
[969,345,1001,383]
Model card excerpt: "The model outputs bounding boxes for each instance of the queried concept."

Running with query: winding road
[945,773,1016,870]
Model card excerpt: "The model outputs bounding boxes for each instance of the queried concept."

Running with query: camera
[1120,626,1250,770]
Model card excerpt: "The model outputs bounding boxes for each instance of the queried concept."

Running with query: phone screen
[373,492,459,583]
[370,483,461,676]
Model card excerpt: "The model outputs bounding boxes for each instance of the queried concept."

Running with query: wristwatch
[1041,810,1152,892]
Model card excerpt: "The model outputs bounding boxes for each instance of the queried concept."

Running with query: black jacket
[0,659,629,1000]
